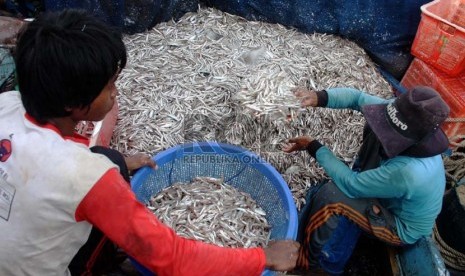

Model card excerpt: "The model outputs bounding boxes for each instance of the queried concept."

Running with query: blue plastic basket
[130,141,298,276]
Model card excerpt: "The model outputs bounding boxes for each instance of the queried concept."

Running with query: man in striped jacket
[283,86,450,274]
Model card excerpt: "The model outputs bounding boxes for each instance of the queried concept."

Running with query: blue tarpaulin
[11,0,430,80]
[204,0,431,79]
[43,0,199,34]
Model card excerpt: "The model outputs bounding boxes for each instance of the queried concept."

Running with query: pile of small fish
[147,177,271,247]
[112,6,393,209]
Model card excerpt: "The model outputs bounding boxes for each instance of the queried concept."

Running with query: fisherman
[0,9,299,275]
[283,86,450,274]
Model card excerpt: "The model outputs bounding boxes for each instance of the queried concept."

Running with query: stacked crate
[402,0,465,139]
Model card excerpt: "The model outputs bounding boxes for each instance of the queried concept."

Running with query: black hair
[14,9,127,124]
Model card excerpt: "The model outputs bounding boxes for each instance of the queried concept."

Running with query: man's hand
[291,87,318,108]
[263,240,300,271]
[124,153,157,172]
[282,136,314,153]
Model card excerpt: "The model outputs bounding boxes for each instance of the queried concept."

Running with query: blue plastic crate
[130,141,298,276]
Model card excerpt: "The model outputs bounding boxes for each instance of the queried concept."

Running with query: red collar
[25,113,90,146]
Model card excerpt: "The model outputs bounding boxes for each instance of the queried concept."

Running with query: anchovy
[147,177,271,248]
[110,6,393,210]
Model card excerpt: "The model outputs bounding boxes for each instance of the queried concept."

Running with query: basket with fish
[108,5,451,276]
[129,141,298,276]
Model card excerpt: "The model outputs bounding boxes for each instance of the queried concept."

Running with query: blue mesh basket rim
[132,141,297,238]
[130,141,298,276]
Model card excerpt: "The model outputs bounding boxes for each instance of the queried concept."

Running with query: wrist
[306,140,323,157]
[315,90,328,107]
[263,247,273,268]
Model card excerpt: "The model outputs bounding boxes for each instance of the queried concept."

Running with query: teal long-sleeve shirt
[315,88,446,244]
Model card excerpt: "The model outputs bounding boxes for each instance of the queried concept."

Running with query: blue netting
[40,0,431,79]
[130,141,298,276]
[43,0,199,34]
[204,0,431,80]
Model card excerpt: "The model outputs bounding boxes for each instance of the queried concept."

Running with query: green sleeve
[315,147,407,198]
[325,88,392,112]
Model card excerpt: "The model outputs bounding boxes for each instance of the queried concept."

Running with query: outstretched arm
[292,87,390,112]
[283,137,405,199]
[75,169,299,276]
